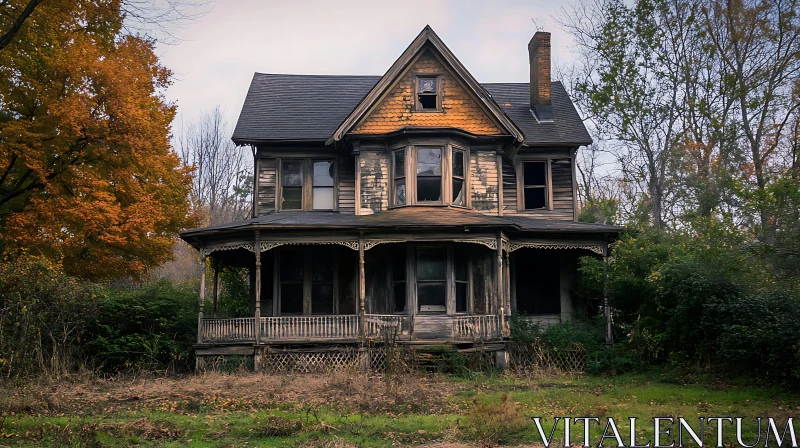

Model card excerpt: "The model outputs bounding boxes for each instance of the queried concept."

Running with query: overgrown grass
[1,370,797,447]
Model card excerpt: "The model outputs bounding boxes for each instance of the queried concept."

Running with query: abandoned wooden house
[181,26,621,370]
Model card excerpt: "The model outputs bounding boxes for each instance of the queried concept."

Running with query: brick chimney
[528,31,553,121]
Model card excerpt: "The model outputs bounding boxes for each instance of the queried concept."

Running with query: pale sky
[157,0,580,135]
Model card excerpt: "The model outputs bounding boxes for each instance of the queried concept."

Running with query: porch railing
[453,315,502,341]
[201,318,256,343]
[364,314,409,338]
[259,315,360,340]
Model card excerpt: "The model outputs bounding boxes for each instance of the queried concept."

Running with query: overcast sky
[158,0,580,135]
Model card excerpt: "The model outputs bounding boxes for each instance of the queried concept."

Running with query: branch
[0,0,44,52]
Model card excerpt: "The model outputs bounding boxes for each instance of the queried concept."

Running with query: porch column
[358,232,366,338]
[603,241,613,346]
[495,233,505,333]
[212,259,219,317]
[254,231,261,346]
[197,249,206,344]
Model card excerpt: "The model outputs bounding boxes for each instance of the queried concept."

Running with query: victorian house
[181,26,621,368]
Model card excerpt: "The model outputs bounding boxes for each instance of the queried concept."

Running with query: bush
[0,256,101,378]
[462,393,528,446]
[86,280,198,372]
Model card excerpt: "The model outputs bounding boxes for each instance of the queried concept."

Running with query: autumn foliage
[0,0,195,279]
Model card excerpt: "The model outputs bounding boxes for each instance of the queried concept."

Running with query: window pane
[311,284,334,315]
[523,161,546,186]
[313,161,334,186]
[282,187,302,210]
[417,177,441,202]
[280,284,303,314]
[417,247,446,281]
[394,150,405,178]
[393,282,406,312]
[282,161,303,186]
[395,178,406,205]
[391,249,406,281]
[418,95,437,109]
[456,282,467,313]
[417,148,441,175]
[524,186,546,209]
[312,187,334,210]
[312,253,334,283]
[418,282,446,310]
[452,178,464,206]
[418,77,437,93]
[454,248,468,281]
[280,248,304,282]
[452,150,464,177]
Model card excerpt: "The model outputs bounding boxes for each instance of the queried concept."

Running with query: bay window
[390,145,468,207]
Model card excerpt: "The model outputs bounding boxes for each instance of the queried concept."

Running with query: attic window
[416,76,439,110]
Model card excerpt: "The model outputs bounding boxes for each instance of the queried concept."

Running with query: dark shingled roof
[231,74,591,146]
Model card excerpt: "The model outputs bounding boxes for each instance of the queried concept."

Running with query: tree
[0,0,195,280]
[0,0,44,52]
[177,107,252,226]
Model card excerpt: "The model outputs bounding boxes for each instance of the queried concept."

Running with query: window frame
[516,158,552,211]
[413,74,443,112]
[389,144,469,208]
[277,158,337,212]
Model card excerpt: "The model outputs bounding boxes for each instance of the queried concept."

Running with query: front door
[416,246,447,313]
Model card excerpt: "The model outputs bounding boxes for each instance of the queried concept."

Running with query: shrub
[462,393,528,446]
[0,256,101,378]
[86,280,198,372]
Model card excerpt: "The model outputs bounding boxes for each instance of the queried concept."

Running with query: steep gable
[351,49,503,135]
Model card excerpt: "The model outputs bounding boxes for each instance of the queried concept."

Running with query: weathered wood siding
[351,50,502,135]
[470,150,499,214]
[502,157,517,213]
[338,155,356,214]
[358,151,389,215]
[257,158,277,215]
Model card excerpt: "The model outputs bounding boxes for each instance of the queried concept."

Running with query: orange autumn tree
[0,0,195,280]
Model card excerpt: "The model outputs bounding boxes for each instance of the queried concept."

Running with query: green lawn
[1,370,797,447]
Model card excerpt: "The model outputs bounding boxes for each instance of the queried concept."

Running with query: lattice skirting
[507,341,586,373]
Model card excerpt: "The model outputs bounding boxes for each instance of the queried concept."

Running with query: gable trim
[329,26,524,145]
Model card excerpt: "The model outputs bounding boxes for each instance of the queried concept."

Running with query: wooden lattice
[507,341,586,373]
[258,349,365,373]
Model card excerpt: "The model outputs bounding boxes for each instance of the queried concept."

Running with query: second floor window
[391,145,468,207]
[279,158,335,211]
[522,160,547,210]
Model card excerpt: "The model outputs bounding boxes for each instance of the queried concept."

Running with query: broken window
[393,149,406,206]
[416,76,439,110]
[522,161,547,210]
[452,149,465,206]
[281,160,303,210]
[312,160,334,210]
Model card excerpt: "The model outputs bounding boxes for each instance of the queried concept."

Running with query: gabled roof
[329,25,524,144]
[231,75,590,146]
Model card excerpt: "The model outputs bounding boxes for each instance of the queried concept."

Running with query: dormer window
[415,76,440,111]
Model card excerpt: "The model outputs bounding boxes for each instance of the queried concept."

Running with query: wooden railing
[364,314,409,338]
[453,315,502,341]
[259,315,360,340]
[201,318,256,343]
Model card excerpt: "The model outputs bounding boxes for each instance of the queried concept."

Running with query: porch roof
[180,207,623,247]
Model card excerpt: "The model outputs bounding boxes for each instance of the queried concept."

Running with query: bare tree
[178,107,252,226]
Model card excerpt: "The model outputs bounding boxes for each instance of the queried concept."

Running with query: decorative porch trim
[204,242,255,256]
[505,242,604,255]
[362,239,407,251]
[454,238,497,250]
[259,241,359,251]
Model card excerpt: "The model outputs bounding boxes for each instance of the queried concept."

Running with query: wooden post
[358,232,366,339]
[197,250,206,345]
[254,231,261,346]
[603,242,613,346]
[212,259,219,317]
[495,233,504,332]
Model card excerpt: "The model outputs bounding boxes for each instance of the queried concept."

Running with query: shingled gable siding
[351,51,503,135]
[358,151,389,215]
[257,158,277,215]
[470,150,499,214]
